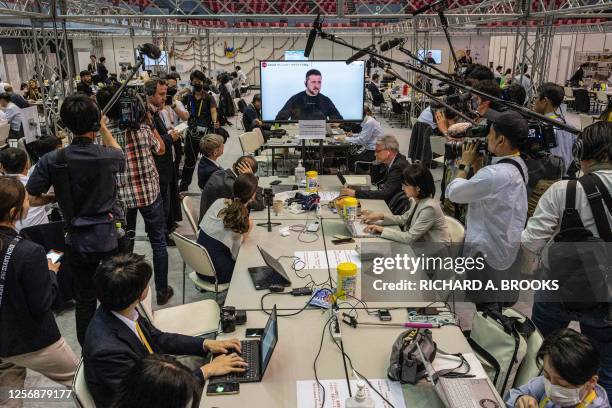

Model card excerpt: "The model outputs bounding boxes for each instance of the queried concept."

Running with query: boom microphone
[345,46,374,65]
[304,13,322,58]
[137,43,162,60]
[380,38,404,52]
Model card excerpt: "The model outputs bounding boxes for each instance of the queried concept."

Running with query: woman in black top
[0,177,78,400]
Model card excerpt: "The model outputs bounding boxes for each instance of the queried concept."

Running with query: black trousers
[67,247,117,346]
[179,132,202,192]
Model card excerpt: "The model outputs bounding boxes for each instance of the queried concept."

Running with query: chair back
[172,232,217,279]
[0,123,9,147]
[444,215,465,258]
[579,113,595,130]
[181,196,199,235]
[72,359,95,408]
[238,132,260,154]
[596,91,608,104]
[252,127,265,146]
[563,86,574,98]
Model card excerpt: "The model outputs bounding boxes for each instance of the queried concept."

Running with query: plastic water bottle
[295,159,306,185]
[345,380,375,408]
[115,222,126,239]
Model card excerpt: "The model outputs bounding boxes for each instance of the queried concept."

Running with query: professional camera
[443,123,489,161]
[522,121,557,158]
[118,88,147,130]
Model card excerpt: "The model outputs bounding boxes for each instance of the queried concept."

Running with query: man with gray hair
[198,133,225,190]
[340,134,409,205]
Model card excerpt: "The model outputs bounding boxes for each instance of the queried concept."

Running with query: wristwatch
[457,162,470,172]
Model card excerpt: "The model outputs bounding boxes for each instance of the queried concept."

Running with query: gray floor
[20,97,583,407]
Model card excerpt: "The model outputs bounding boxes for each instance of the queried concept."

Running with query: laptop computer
[247,246,292,290]
[416,342,501,408]
[345,221,377,238]
[337,172,370,191]
[218,305,279,383]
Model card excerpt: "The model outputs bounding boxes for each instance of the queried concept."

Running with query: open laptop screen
[257,246,292,284]
[260,305,278,376]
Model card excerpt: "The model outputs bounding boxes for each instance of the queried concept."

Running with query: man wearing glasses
[340,135,409,205]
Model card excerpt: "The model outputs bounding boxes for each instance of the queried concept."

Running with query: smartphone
[46,250,64,264]
[378,309,392,321]
[306,222,320,232]
[245,328,264,338]
[206,382,239,396]
[332,238,354,245]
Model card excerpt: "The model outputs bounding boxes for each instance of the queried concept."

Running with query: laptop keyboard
[224,340,260,382]
[441,379,479,408]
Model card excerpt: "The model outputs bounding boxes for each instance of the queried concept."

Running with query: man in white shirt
[0,93,23,139]
[0,148,54,231]
[446,109,529,311]
[335,105,384,173]
[513,64,532,103]
[532,82,577,176]
[235,65,247,87]
[522,121,612,400]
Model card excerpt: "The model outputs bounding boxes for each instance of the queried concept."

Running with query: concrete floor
[19,97,583,407]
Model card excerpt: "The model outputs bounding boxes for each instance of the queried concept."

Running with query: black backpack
[545,173,612,311]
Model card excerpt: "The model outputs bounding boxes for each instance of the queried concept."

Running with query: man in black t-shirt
[26,95,124,345]
[176,70,219,192]
[275,69,343,121]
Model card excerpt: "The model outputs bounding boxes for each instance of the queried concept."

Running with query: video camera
[118,88,147,131]
[444,123,489,161]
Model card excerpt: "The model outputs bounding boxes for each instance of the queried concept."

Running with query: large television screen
[260,60,365,123]
[417,49,442,65]
[284,50,307,60]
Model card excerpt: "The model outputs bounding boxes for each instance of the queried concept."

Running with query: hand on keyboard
[201,353,248,378]
[204,338,242,354]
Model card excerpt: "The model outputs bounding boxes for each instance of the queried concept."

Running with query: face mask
[544,377,584,406]
[192,83,203,92]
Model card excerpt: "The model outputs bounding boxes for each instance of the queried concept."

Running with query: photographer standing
[522,121,612,400]
[26,95,124,345]
[96,85,174,305]
[533,82,577,176]
[446,110,528,311]
[177,70,219,192]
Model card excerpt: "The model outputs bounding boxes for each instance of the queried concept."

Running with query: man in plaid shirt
[96,87,173,305]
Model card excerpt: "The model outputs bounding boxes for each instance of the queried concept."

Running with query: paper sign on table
[298,120,326,140]
[297,379,405,408]
[318,191,340,201]
[295,250,361,270]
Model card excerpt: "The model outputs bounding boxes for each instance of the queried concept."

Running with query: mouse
[268,285,285,293]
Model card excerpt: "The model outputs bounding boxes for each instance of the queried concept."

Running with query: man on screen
[425,51,436,65]
[275,69,343,121]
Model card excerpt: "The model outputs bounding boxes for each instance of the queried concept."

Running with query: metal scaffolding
[409,18,430,126]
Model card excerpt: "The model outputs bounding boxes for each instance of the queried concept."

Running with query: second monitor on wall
[260,60,365,123]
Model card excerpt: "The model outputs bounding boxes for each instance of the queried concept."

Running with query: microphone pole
[314,28,580,134]
[101,55,144,115]
[437,9,460,73]
[382,64,478,126]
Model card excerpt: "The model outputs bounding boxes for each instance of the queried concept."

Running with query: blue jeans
[127,195,169,293]
[532,301,612,401]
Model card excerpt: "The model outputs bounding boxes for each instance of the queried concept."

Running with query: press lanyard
[197,98,204,117]
[539,390,596,408]
[135,321,154,354]
[0,235,22,308]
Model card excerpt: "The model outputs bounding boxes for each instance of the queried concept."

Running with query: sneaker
[156,286,174,305]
